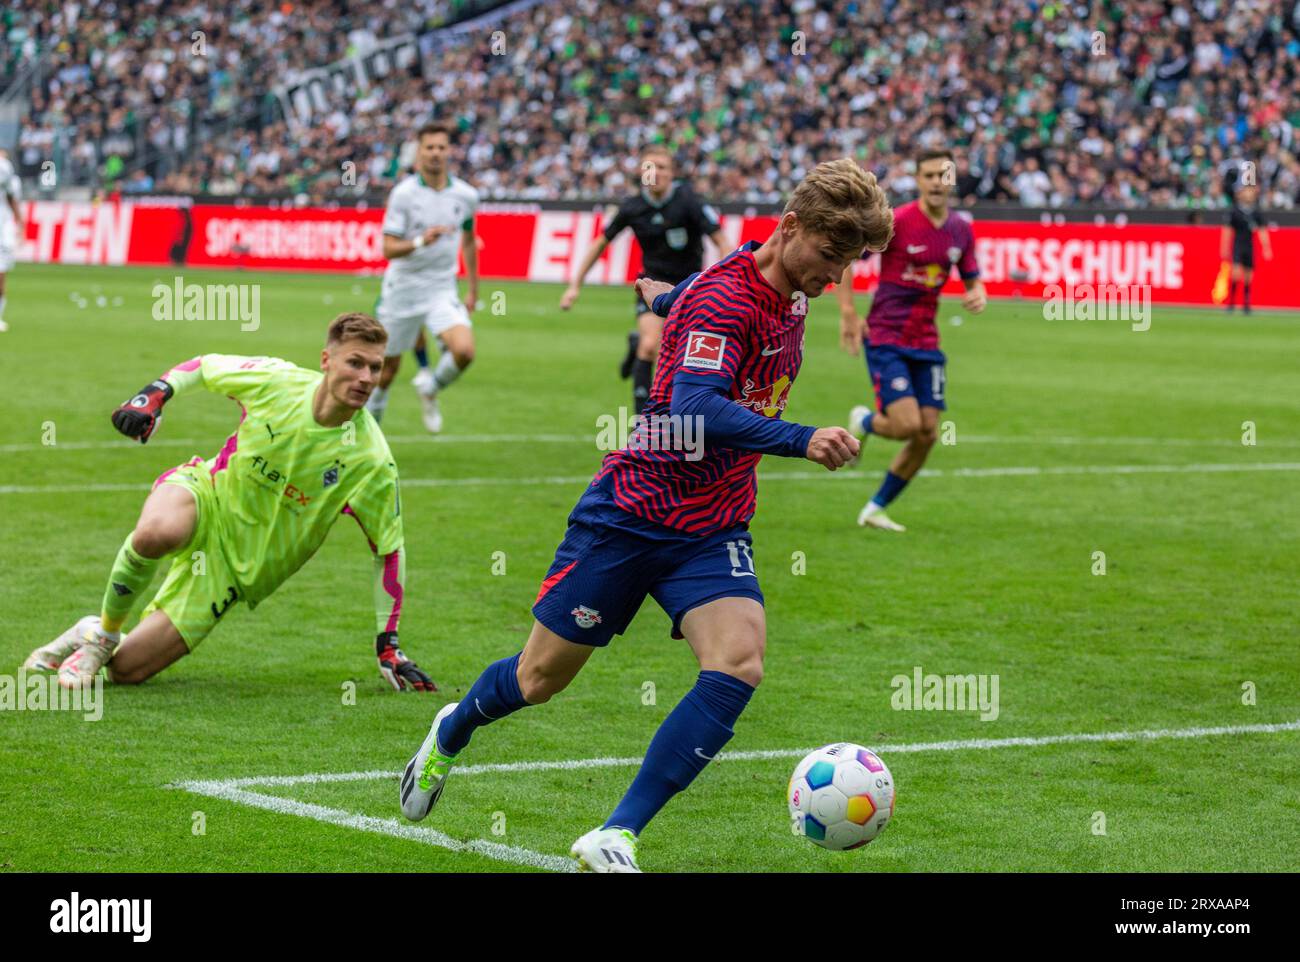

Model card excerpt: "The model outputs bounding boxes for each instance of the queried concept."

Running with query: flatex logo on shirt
[248,456,312,508]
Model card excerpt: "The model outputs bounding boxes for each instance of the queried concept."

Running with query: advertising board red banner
[17,201,1298,308]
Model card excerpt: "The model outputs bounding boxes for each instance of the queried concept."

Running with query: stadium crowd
[4,0,1300,208]
[3,0,446,189]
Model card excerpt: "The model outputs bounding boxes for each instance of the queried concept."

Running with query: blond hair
[784,158,894,256]
[326,312,388,348]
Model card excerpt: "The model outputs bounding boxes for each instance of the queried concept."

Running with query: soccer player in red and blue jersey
[836,148,987,532]
[398,159,895,871]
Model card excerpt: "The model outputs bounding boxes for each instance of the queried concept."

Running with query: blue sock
[413,345,430,369]
[860,410,875,435]
[871,470,910,508]
[604,670,754,835]
[436,652,529,756]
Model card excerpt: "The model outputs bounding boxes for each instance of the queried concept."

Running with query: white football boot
[57,623,119,689]
[858,501,906,532]
[0,319,8,332]
[570,827,642,873]
[419,394,442,434]
[847,405,872,467]
[400,701,459,821]
[24,615,101,672]
[412,368,443,434]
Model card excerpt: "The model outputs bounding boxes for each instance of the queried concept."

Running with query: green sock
[100,537,162,634]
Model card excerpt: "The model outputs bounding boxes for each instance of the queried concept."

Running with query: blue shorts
[865,343,947,412]
[532,479,765,647]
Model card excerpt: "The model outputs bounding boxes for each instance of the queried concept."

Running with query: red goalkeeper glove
[377,632,437,692]
[111,379,173,444]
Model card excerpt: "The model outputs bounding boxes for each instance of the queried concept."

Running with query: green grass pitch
[1,263,1297,872]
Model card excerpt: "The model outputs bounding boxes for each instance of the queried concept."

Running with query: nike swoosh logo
[761,345,783,356]
[907,244,927,254]
[694,748,715,760]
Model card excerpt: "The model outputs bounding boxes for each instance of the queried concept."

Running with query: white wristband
[412,234,425,249]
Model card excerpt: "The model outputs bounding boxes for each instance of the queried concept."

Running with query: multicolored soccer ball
[787,743,895,850]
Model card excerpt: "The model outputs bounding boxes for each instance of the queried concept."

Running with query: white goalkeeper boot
[571,826,642,873]
[24,615,101,672]
[400,701,459,821]
[57,623,119,689]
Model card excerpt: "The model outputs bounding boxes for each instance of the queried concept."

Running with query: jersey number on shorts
[931,365,946,401]
[725,540,757,579]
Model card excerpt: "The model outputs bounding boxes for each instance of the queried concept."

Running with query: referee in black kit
[1221,183,1273,314]
[561,144,727,413]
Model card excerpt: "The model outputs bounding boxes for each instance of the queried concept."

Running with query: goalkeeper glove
[111,379,173,444]
[377,632,437,692]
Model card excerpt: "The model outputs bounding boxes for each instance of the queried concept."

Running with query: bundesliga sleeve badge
[684,331,726,370]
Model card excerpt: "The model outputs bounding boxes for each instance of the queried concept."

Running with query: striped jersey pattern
[867,200,979,351]
[595,241,805,534]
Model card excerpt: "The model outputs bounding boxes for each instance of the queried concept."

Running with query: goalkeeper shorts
[139,460,243,650]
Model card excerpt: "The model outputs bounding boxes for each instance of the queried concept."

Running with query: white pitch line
[4,460,1300,496]
[187,717,1300,791]
[922,461,1300,479]
[169,717,1299,874]
[5,433,1299,455]
[0,433,587,454]
[960,435,1300,448]
[396,462,1300,491]
[170,782,574,873]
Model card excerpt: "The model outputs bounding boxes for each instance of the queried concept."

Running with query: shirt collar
[641,181,678,208]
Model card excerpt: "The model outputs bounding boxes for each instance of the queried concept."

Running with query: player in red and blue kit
[836,148,987,532]
[397,159,895,871]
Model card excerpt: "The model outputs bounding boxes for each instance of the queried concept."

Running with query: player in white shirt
[367,123,480,432]
[0,150,23,333]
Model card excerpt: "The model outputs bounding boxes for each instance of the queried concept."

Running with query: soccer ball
[787,743,895,850]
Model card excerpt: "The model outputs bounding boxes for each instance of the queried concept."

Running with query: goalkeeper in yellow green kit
[24,312,437,692]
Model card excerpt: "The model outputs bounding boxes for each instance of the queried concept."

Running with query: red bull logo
[900,262,948,288]
[737,375,792,418]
